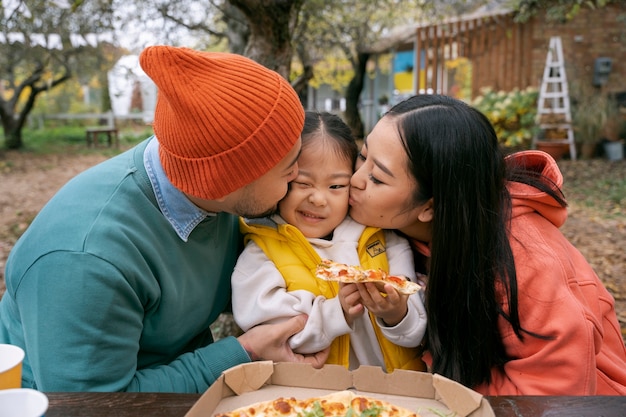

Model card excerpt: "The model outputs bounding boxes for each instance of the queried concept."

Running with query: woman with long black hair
[348,94,626,395]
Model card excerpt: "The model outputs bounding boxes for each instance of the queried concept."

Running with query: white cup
[0,388,48,417]
[0,344,25,389]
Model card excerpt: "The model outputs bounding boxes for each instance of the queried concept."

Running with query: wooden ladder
[532,36,577,160]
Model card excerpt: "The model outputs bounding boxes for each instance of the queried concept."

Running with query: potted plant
[571,83,613,159]
[599,98,625,161]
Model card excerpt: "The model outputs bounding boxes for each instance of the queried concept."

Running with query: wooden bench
[85,112,118,148]
[85,126,119,148]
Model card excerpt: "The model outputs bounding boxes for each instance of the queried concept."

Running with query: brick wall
[530,3,626,96]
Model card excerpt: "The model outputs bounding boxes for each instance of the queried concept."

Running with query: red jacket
[426,151,626,395]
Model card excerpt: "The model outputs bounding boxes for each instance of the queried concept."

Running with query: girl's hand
[338,282,364,326]
[356,282,408,327]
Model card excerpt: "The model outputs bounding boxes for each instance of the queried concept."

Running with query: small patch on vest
[366,240,386,257]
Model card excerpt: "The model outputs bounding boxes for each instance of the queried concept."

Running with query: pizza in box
[214,390,420,417]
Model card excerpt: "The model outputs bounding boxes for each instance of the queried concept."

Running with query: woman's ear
[417,198,434,223]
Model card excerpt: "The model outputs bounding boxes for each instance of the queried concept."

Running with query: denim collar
[144,137,213,242]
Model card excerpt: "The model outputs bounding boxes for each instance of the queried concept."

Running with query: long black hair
[386,95,565,388]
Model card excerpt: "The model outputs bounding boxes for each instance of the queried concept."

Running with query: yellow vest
[240,218,425,372]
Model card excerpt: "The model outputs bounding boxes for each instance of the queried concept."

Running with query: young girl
[231,111,426,372]
[349,94,626,395]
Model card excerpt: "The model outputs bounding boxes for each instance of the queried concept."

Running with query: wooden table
[45,392,626,417]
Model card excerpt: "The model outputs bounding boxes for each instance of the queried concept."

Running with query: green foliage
[306,55,354,91]
[602,177,626,208]
[573,172,626,216]
[510,0,612,23]
[444,57,472,101]
[0,0,122,149]
[5,126,150,155]
[471,87,539,148]
[31,79,102,116]
[16,127,86,154]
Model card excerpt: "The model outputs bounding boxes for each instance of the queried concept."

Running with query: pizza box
[185,361,495,417]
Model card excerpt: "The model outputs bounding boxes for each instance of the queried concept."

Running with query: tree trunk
[222,2,249,55]
[291,64,313,106]
[3,122,23,150]
[344,51,370,140]
[228,0,305,78]
[0,66,71,150]
[101,71,112,112]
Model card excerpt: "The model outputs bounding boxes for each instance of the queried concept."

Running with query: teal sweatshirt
[0,139,249,392]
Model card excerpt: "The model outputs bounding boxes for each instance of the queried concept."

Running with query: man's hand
[237,315,329,368]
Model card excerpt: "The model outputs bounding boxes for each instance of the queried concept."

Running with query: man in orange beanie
[0,46,328,393]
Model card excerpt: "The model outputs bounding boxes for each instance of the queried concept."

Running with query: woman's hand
[357,282,408,327]
[237,315,330,368]
[338,282,365,326]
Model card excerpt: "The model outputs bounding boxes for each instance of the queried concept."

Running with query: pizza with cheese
[315,259,421,295]
[213,390,420,417]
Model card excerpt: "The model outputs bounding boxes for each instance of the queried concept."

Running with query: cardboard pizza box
[185,361,495,417]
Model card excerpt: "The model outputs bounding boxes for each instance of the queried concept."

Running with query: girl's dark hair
[302,111,358,166]
[386,95,565,388]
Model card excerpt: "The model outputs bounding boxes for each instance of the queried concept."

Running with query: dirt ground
[0,151,625,341]
[0,151,110,295]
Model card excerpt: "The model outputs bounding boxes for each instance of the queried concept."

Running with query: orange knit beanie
[139,46,304,200]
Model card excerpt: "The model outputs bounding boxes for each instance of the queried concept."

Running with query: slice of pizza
[315,259,421,295]
[214,390,421,417]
